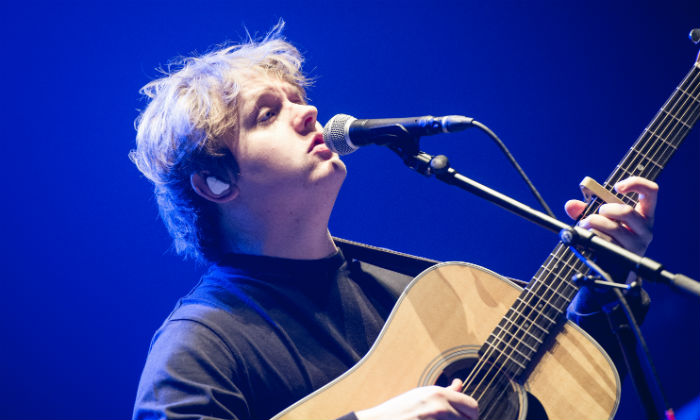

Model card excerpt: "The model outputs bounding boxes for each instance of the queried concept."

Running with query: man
[131,27,656,420]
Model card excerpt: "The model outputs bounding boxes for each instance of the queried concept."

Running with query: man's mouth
[308,133,328,153]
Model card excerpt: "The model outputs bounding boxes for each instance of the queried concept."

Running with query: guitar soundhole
[433,355,524,420]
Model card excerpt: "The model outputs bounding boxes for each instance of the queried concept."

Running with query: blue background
[2,1,698,419]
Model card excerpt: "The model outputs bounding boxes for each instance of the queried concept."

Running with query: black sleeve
[133,319,250,420]
[567,284,651,376]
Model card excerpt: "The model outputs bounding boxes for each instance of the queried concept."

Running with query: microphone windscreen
[323,114,357,155]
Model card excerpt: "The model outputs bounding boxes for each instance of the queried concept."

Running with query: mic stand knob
[429,155,450,175]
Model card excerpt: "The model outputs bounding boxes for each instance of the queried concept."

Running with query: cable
[471,120,556,219]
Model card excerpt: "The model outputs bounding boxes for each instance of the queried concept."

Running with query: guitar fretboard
[465,62,700,407]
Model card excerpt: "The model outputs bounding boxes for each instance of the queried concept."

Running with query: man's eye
[259,110,276,123]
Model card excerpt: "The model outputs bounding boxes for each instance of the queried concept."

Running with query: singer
[131,25,656,420]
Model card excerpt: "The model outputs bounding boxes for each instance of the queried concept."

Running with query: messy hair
[130,22,310,262]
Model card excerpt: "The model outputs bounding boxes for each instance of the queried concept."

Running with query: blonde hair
[130,23,310,262]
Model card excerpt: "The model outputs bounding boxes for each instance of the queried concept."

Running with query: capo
[578,176,625,242]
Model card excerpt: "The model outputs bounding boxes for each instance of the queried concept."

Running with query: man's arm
[133,319,250,420]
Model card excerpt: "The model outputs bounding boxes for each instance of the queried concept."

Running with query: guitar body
[274,262,620,420]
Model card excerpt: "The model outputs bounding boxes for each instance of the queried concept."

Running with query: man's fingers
[448,378,463,392]
[445,380,478,419]
[447,392,479,420]
[614,176,659,223]
[579,215,644,254]
[597,203,653,239]
[565,199,587,220]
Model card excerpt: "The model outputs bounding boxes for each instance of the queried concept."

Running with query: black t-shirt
[133,247,648,420]
[133,250,409,420]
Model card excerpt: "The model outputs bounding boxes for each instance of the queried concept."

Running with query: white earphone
[206,176,230,195]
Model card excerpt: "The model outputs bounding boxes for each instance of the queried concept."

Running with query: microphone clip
[387,136,440,177]
[388,140,451,178]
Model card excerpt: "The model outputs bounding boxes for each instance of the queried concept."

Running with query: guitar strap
[333,237,438,299]
[333,237,528,299]
[333,237,438,277]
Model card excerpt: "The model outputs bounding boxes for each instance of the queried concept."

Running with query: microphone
[323,113,474,155]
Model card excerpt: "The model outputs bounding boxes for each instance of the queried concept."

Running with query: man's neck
[220,203,338,260]
[234,229,337,260]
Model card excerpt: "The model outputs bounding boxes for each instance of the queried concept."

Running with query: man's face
[228,74,346,205]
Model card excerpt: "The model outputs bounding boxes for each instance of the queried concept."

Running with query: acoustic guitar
[273,53,700,420]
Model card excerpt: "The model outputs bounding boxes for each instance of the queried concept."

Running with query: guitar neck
[473,61,700,385]
[605,64,700,201]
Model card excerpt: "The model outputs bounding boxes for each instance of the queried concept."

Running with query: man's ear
[190,172,239,203]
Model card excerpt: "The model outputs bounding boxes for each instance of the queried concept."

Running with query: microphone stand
[387,137,700,297]
[387,136,698,420]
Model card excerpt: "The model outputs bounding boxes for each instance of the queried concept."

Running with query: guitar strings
[469,244,580,411]
[471,65,700,416]
[471,238,587,416]
[473,64,700,413]
[647,63,700,173]
[462,64,700,416]
[607,70,700,188]
[476,248,580,418]
[473,64,700,416]
[610,61,700,186]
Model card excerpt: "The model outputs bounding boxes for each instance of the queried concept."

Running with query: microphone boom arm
[386,137,700,297]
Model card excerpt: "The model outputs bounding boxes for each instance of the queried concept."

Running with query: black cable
[471,120,556,219]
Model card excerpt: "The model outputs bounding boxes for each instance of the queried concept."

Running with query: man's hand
[564,176,658,256]
[355,379,478,420]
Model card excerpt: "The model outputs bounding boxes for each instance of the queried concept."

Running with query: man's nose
[293,104,319,134]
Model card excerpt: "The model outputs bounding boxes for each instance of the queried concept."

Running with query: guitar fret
[537,258,579,281]
[490,297,564,356]
[668,95,700,121]
[533,268,579,297]
[632,147,670,170]
[648,108,690,139]
[615,164,636,178]
[486,334,534,361]
[490,324,541,350]
[622,152,664,176]
[500,305,549,335]
[676,86,700,103]
[684,106,700,128]
[538,252,581,280]
[625,147,668,176]
[668,87,700,111]
[642,128,679,150]
[489,352,527,371]
[526,276,571,302]
[610,165,644,181]
[481,338,531,368]
[625,138,677,178]
[661,108,692,128]
[629,144,670,165]
[504,307,554,334]
[660,119,689,143]
[512,296,561,325]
